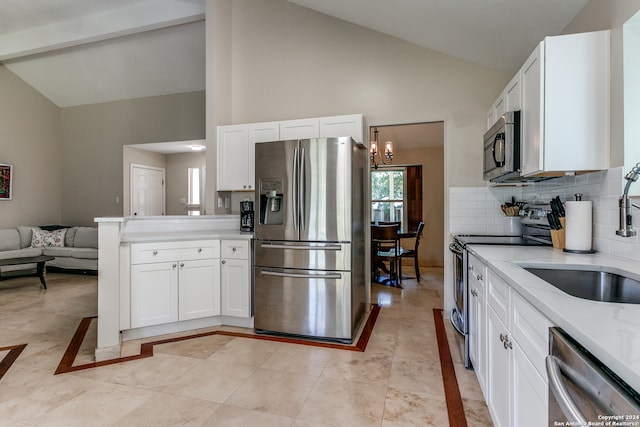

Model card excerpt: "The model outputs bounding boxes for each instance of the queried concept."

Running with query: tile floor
[0,268,492,426]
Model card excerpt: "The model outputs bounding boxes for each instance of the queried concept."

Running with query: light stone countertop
[121,230,253,243]
[467,245,640,393]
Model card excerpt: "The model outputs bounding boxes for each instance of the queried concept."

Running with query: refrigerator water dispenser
[259,180,284,225]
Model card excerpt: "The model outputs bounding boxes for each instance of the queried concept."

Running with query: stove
[449,228,552,369]
[453,234,552,247]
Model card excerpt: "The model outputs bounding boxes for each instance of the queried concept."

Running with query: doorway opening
[368,121,445,267]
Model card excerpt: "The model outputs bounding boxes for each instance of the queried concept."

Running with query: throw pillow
[31,228,67,248]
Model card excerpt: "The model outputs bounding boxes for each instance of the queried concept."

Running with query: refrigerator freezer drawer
[254,267,352,341]
[254,240,351,271]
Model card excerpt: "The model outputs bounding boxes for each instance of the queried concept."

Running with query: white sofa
[0,226,97,277]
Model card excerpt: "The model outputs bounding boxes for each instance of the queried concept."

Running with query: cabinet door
[131,262,179,328]
[505,72,521,112]
[512,341,547,427]
[280,118,319,140]
[468,281,479,370]
[220,258,250,318]
[248,122,280,190]
[217,125,249,191]
[319,114,363,143]
[487,308,511,427]
[493,96,506,122]
[521,43,544,176]
[179,259,220,320]
[474,292,488,398]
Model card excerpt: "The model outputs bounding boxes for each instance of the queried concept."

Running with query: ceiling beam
[0,0,205,61]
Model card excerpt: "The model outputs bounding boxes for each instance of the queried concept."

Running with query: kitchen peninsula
[94,215,253,361]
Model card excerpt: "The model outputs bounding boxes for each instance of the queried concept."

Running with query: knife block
[550,218,566,249]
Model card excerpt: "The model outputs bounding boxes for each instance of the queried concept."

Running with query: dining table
[370,224,418,286]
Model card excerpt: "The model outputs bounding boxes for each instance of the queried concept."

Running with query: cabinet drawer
[488,272,510,326]
[131,240,219,264]
[221,240,250,260]
[512,291,551,379]
[468,254,487,296]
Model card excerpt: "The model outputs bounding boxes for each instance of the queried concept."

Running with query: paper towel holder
[563,194,596,254]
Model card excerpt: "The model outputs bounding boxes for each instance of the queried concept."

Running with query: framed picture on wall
[0,163,13,200]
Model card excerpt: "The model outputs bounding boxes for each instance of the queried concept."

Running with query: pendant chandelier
[370,127,393,169]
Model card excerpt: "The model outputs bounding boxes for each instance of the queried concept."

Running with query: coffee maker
[240,200,254,232]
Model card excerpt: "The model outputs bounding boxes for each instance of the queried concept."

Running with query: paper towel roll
[565,201,592,251]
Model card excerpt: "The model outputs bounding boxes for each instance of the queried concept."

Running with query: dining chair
[371,224,401,287]
[399,221,425,280]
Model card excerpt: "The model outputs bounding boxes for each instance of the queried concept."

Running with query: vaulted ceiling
[0,0,589,108]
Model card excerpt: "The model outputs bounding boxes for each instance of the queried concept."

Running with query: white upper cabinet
[217,125,250,191]
[218,114,363,191]
[248,122,279,189]
[520,30,610,177]
[279,118,320,140]
[487,74,520,131]
[217,122,279,191]
[504,73,521,112]
[319,114,364,143]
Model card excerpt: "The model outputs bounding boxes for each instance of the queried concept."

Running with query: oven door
[449,241,471,368]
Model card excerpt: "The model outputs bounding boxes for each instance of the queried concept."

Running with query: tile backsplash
[449,167,640,263]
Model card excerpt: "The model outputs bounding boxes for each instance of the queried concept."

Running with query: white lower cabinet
[487,305,511,427]
[178,259,220,321]
[131,262,179,328]
[220,240,251,318]
[130,240,220,328]
[471,257,551,427]
[468,254,487,398]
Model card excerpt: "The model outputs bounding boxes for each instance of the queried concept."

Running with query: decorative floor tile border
[55,304,381,375]
[433,308,468,427]
[0,343,27,381]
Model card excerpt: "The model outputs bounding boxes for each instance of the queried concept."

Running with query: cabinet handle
[243,185,247,189]
[476,273,483,281]
[222,260,226,264]
[232,247,237,252]
[198,248,202,253]
[180,263,184,268]
[500,333,506,342]
[503,337,513,350]
[172,263,177,268]
[153,250,158,255]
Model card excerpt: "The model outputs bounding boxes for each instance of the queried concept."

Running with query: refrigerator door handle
[292,147,299,231]
[261,270,342,280]
[259,242,342,251]
[299,146,306,231]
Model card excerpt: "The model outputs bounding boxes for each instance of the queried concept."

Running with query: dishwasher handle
[546,355,588,425]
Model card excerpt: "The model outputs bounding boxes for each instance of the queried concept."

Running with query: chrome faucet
[616,162,640,237]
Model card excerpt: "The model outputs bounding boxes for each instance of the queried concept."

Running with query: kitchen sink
[523,267,640,304]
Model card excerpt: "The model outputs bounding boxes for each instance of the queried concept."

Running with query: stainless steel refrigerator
[253,137,366,343]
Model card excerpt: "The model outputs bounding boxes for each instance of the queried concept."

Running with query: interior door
[131,164,165,216]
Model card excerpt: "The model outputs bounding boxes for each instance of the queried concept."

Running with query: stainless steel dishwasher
[547,328,640,425]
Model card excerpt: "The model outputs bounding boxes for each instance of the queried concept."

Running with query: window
[371,168,406,226]
[371,165,423,232]
[187,167,201,216]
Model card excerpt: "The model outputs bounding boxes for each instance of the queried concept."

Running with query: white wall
[59,91,205,225]
[206,0,510,209]
[0,65,62,228]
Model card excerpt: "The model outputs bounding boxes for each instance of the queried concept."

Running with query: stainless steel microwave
[483,111,521,182]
